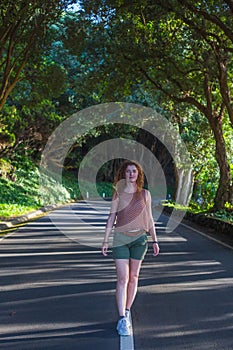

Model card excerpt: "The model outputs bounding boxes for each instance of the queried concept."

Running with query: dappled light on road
[0,202,233,349]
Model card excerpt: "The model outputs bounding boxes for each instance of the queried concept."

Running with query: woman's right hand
[102,242,109,256]
[152,242,160,256]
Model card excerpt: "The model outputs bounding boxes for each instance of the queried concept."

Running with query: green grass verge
[0,166,114,219]
[163,200,233,224]
[0,166,71,219]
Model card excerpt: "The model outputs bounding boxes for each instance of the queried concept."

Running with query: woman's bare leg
[126,258,142,310]
[115,259,129,316]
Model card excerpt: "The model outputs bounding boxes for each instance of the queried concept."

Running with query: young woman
[102,160,159,336]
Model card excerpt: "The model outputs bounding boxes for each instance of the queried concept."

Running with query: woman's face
[125,165,139,183]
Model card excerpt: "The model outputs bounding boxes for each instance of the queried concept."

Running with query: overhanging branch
[178,0,233,44]
[140,68,207,115]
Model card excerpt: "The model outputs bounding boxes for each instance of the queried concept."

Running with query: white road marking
[120,311,134,350]
[180,221,233,251]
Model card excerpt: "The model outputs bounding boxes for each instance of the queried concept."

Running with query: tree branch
[217,57,233,127]
[140,67,206,115]
[177,0,233,44]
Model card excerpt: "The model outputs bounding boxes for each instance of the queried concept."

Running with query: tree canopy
[0,0,232,212]
[70,0,233,209]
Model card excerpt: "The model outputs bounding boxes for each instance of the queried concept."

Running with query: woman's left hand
[152,242,159,256]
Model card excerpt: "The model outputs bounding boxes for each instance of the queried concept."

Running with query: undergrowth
[0,163,114,219]
[163,200,233,223]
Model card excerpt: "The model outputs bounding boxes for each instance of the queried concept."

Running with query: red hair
[114,160,144,192]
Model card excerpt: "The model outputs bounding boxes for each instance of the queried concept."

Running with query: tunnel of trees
[0,0,232,219]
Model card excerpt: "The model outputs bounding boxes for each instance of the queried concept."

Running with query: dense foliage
[75,0,233,210]
[0,158,71,218]
[0,0,232,219]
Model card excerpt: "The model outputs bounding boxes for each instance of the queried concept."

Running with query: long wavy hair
[114,160,144,193]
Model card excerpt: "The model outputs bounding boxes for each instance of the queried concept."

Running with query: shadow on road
[1,202,233,350]
[0,214,119,350]
[133,222,233,350]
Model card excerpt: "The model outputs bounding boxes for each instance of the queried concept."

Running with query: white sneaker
[116,317,131,336]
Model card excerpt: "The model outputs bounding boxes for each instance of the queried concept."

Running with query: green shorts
[112,232,148,260]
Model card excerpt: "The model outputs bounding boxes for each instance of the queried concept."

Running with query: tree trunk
[208,115,232,210]
[175,167,194,206]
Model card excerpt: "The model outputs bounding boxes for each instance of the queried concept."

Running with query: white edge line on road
[120,311,134,350]
[179,221,233,251]
[0,230,18,242]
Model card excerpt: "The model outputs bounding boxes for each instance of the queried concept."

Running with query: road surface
[0,200,233,350]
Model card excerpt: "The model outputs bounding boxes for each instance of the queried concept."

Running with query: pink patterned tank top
[114,189,150,233]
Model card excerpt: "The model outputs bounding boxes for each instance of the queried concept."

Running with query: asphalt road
[0,200,233,350]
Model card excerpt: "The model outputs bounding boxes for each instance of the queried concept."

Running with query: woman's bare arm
[102,193,119,256]
[145,190,160,256]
